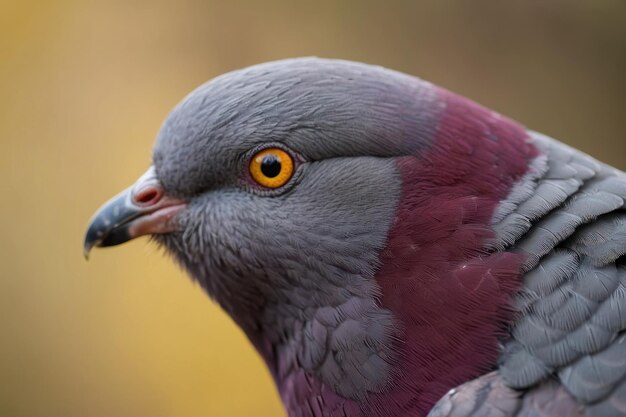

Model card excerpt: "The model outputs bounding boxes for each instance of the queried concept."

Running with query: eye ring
[249,147,295,189]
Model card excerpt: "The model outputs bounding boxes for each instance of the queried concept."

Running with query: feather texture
[441,132,626,417]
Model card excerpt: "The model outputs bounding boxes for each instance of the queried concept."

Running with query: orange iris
[249,148,294,189]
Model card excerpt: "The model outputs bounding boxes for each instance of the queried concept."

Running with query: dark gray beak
[83,166,186,258]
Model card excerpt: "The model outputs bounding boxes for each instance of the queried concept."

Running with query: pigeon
[84,58,626,417]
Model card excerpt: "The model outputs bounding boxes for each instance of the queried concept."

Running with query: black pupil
[261,155,282,178]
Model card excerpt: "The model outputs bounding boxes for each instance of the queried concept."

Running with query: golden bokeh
[1,1,624,416]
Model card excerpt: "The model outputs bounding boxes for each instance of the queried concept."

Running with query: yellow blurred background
[1,1,624,416]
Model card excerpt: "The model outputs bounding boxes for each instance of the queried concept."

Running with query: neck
[264,89,538,417]
[359,89,537,415]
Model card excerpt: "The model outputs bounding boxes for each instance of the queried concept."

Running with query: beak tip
[83,226,101,260]
[83,237,97,260]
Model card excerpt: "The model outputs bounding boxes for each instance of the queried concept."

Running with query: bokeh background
[1,1,625,416]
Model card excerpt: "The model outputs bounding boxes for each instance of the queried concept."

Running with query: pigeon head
[85,58,538,416]
[150,58,439,328]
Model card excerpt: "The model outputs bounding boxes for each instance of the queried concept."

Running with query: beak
[83,166,186,259]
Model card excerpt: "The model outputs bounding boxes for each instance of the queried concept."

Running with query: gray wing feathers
[427,372,523,417]
[489,131,606,252]
[507,261,621,360]
[569,214,626,266]
[587,378,626,417]
[559,335,626,402]
[446,132,626,417]
[428,372,585,417]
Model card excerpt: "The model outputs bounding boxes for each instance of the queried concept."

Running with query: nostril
[134,186,163,206]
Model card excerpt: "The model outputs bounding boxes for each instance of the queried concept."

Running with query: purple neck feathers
[369,88,538,415]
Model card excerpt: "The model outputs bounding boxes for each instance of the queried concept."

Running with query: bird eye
[249,148,294,189]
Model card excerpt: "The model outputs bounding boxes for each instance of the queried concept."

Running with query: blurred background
[1,1,625,416]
